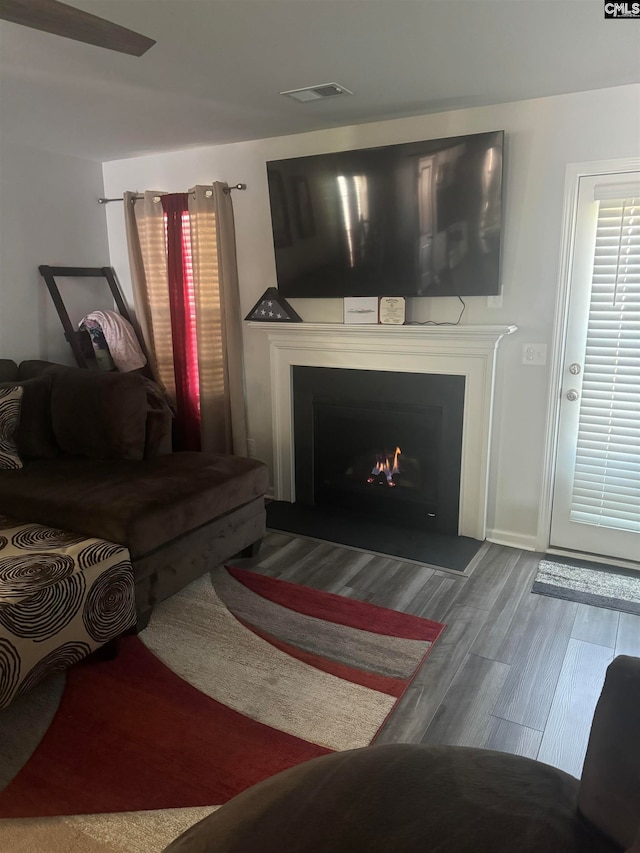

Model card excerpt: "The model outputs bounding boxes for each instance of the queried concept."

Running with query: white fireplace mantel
[248,322,517,540]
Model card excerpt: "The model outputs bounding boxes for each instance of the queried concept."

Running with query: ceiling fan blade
[0,0,156,56]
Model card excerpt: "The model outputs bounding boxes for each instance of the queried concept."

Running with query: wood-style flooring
[235,532,640,780]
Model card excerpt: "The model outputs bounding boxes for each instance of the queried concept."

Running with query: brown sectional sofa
[0,359,269,630]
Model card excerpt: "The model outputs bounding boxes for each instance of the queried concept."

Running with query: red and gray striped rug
[0,566,445,850]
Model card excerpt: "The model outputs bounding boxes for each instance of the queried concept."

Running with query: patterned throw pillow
[0,386,23,470]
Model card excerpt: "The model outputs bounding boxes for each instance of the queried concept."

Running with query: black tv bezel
[266,129,505,299]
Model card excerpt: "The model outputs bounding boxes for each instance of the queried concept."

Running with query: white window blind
[569,193,640,532]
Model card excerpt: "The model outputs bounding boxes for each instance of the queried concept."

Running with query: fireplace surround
[249,322,516,540]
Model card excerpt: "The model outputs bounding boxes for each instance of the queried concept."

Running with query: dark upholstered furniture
[164,655,640,853]
[0,359,268,630]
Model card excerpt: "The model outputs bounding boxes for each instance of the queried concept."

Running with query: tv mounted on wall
[266,130,504,298]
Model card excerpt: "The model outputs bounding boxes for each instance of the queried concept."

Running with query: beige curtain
[123,183,248,455]
[123,190,174,397]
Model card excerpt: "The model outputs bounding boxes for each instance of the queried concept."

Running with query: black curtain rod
[97,183,247,204]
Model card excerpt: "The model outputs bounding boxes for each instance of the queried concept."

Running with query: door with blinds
[550,171,639,564]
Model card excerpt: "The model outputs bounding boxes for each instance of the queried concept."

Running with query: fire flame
[367,447,402,487]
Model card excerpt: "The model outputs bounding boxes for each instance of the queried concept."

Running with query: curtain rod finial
[223,183,247,194]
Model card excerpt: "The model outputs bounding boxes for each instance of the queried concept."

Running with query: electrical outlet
[487,294,503,308]
[522,343,547,366]
[247,439,256,457]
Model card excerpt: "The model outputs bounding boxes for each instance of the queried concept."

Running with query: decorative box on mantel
[247,322,517,541]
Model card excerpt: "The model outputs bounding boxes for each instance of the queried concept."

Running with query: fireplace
[293,367,465,533]
[257,322,516,540]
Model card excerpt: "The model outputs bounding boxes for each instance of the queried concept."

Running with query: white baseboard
[485,528,540,552]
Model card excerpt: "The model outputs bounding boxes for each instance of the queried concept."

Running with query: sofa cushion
[0,360,18,383]
[48,366,148,461]
[13,360,172,458]
[141,377,173,458]
[0,387,23,470]
[0,453,269,557]
[0,375,58,460]
[17,360,61,381]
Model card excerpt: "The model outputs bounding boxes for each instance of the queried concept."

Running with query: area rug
[532,557,640,615]
[0,564,445,839]
[266,500,482,571]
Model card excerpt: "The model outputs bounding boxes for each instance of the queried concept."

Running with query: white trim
[250,321,517,344]
[537,157,640,554]
[486,528,539,552]
[250,322,516,541]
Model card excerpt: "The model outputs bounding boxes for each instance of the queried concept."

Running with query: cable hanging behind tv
[266,130,504,299]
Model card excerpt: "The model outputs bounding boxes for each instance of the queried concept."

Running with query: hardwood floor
[235,531,640,780]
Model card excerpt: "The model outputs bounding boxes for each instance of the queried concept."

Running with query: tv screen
[266,130,504,298]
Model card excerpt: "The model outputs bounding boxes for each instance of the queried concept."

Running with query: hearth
[293,366,465,534]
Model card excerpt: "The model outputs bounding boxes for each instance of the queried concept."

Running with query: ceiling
[1,0,639,163]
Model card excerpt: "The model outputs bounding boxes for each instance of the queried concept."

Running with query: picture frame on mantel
[379,296,406,325]
[343,297,379,324]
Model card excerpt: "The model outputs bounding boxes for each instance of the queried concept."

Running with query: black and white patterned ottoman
[0,516,136,709]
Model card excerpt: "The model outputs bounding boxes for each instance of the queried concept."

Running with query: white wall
[102,84,640,550]
[0,138,111,365]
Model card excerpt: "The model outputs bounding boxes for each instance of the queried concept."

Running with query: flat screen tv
[266,130,504,298]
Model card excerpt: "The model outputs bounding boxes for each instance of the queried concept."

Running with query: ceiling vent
[280,83,353,103]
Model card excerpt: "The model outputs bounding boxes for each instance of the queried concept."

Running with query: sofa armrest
[578,655,640,851]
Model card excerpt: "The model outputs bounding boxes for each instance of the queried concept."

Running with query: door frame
[537,157,640,563]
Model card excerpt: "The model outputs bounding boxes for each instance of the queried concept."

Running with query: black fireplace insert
[293,366,465,534]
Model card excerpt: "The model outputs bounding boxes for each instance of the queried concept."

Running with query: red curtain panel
[161,193,201,451]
